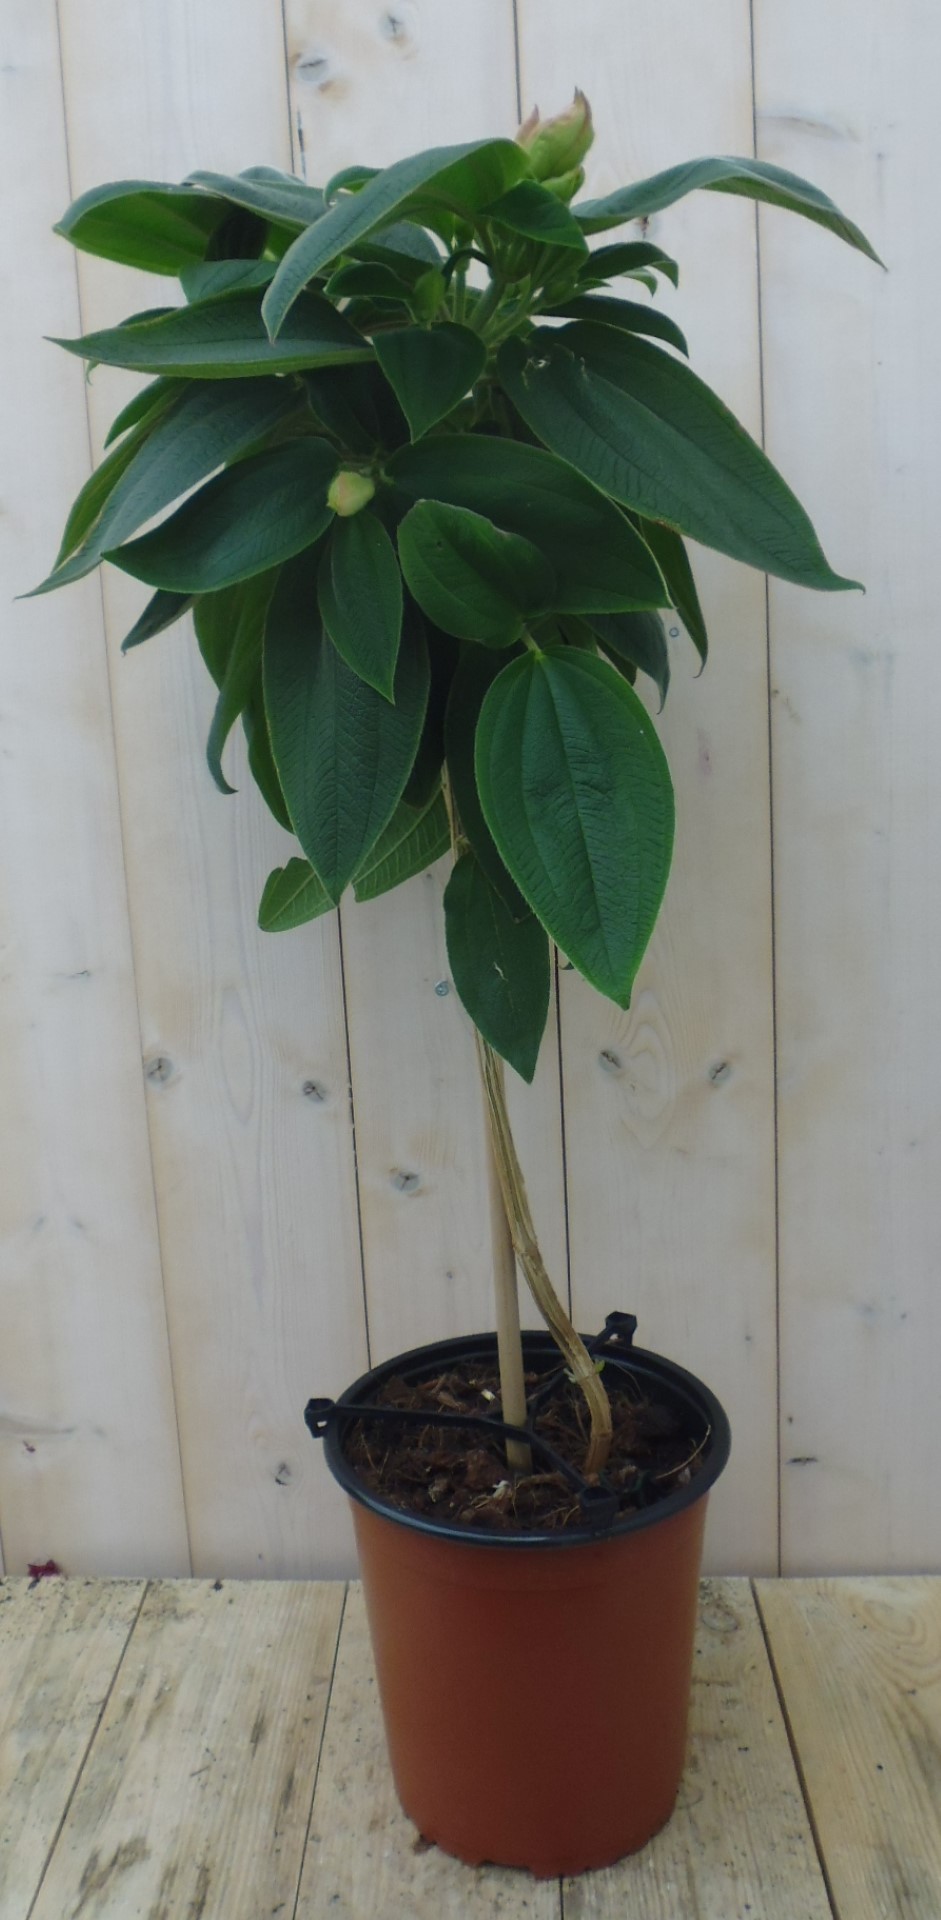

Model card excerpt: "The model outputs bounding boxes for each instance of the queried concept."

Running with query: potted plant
[32,94,877,1876]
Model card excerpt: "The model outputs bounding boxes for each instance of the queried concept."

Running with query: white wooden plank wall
[0,0,933,1578]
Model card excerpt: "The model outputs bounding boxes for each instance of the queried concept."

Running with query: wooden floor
[1,1576,938,1918]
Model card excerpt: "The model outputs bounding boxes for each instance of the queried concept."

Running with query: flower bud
[328,469,376,517]
[542,165,586,205]
[516,90,594,183]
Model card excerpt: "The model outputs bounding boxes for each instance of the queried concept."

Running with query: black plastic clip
[304,1397,336,1439]
[595,1311,638,1353]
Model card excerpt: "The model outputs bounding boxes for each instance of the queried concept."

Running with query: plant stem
[481,1086,533,1475]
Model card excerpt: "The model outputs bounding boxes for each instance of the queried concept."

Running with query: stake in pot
[33,92,878,1875]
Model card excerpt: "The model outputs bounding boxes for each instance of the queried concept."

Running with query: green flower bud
[410,266,447,324]
[542,165,586,205]
[516,90,594,183]
[328,470,376,517]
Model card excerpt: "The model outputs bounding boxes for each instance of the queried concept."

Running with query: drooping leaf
[109,438,337,592]
[263,139,529,335]
[444,644,535,921]
[120,589,194,652]
[483,180,588,253]
[546,294,688,356]
[318,511,403,698]
[324,163,382,204]
[52,290,373,380]
[587,610,670,708]
[352,791,450,901]
[444,851,550,1082]
[263,554,430,899]
[389,435,667,614]
[46,418,154,575]
[179,258,275,302]
[373,323,485,441]
[580,241,679,288]
[187,167,326,231]
[575,154,882,262]
[104,376,182,447]
[475,647,675,1005]
[259,858,333,932]
[499,326,859,590]
[54,179,230,273]
[401,623,459,808]
[194,571,280,792]
[635,519,708,665]
[325,260,412,303]
[357,221,442,271]
[36,379,295,594]
[398,501,554,644]
[243,690,292,829]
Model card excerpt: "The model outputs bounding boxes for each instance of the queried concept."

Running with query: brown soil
[342,1358,709,1536]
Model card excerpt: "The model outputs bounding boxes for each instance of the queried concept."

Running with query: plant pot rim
[314,1326,731,1551]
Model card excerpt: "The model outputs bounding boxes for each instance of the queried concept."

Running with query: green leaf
[194,572,280,792]
[263,555,430,899]
[484,180,588,253]
[104,376,182,447]
[325,260,411,303]
[243,691,292,829]
[499,326,859,590]
[259,858,333,932]
[475,648,674,1006]
[36,379,295,595]
[109,438,337,592]
[54,179,229,273]
[546,294,688,356]
[398,501,554,645]
[587,610,670,708]
[373,323,485,441]
[358,221,442,270]
[47,420,152,574]
[444,644,530,920]
[325,164,381,203]
[581,242,679,288]
[444,852,550,1082]
[318,511,403,698]
[263,139,529,336]
[53,290,373,379]
[576,154,882,262]
[180,259,275,302]
[120,589,193,652]
[635,519,708,665]
[390,435,667,614]
[402,623,459,807]
[187,167,326,231]
[352,791,450,900]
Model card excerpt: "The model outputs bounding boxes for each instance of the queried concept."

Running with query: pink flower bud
[516,90,594,183]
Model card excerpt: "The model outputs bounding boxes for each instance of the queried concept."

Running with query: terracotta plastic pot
[309,1326,730,1878]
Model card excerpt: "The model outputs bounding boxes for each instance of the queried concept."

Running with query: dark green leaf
[444,851,550,1082]
[47,420,152,574]
[104,376,182,447]
[318,511,403,698]
[303,361,407,453]
[194,572,280,791]
[402,622,459,808]
[475,648,674,1005]
[576,154,881,262]
[259,858,333,932]
[187,167,326,230]
[398,501,554,645]
[444,645,529,919]
[54,179,229,273]
[581,242,679,287]
[263,555,430,898]
[120,589,193,652]
[324,164,381,203]
[263,139,529,335]
[635,519,708,665]
[587,610,670,708]
[53,290,373,379]
[37,379,295,594]
[325,260,411,302]
[109,438,337,592]
[390,433,667,614]
[484,180,588,253]
[373,323,485,441]
[546,294,688,355]
[243,691,292,828]
[180,259,275,302]
[500,326,859,590]
[352,791,450,900]
[360,221,442,269]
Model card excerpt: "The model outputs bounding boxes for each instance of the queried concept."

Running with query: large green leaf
[401,623,459,808]
[444,851,550,1083]
[546,294,688,356]
[263,555,430,899]
[318,511,403,698]
[575,154,882,262]
[179,259,275,302]
[120,589,194,652]
[580,242,679,288]
[243,691,292,829]
[398,501,555,645]
[483,180,588,254]
[104,376,182,447]
[444,645,529,919]
[263,139,529,336]
[303,362,407,453]
[194,572,280,792]
[352,791,450,901]
[635,518,708,665]
[475,648,674,1005]
[36,380,295,594]
[187,167,326,230]
[109,438,337,592]
[499,326,859,590]
[53,290,373,379]
[389,435,667,614]
[46,418,154,575]
[587,610,670,708]
[54,179,229,273]
[373,323,485,441]
[258,858,333,932]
